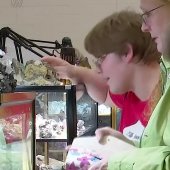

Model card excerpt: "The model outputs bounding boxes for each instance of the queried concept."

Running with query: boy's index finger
[41,56,65,66]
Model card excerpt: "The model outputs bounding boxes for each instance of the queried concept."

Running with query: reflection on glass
[36,92,67,140]
[0,93,34,170]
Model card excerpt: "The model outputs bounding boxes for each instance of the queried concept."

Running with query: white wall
[0,0,141,66]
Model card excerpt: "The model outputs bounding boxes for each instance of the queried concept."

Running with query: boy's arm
[42,56,113,105]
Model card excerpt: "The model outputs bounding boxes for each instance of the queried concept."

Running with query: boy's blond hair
[84,10,161,64]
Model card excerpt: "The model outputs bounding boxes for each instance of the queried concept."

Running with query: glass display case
[0,92,35,170]
[15,84,98,169]
[16,85,77,143]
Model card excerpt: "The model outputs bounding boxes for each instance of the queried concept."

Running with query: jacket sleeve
[108,146,170,170]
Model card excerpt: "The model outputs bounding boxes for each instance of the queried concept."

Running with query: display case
[16,85,77,143]
[15,84,98,169]
[15,85,76,169]
[0,92,35,170]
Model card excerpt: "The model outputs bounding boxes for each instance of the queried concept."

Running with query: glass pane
[36,92,67,140]
[76,90,98,136]
[0,93,34,170]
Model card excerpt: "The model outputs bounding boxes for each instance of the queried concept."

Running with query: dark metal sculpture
[0,27,75,64]
[0,27,76,89]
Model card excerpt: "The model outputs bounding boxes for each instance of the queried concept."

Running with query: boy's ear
[122,43,133,63]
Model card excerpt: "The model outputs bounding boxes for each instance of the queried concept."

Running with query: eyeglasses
[141,4,166,24]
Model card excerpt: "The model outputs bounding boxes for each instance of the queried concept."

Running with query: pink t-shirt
[109,91,149,142]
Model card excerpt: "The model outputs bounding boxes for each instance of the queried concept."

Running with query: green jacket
[108,59,170,170]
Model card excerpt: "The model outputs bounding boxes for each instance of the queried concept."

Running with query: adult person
[105,0,170,169]
[42,10,162,146]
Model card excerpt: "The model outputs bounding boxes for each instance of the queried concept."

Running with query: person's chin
[110,88,125,95]
[157,43,163,53]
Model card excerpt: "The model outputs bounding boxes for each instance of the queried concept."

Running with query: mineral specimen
[11,59,60,86]
[0,61,17,93]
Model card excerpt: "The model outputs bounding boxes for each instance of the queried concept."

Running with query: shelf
[15,85,75,92]
[36,139,67,142]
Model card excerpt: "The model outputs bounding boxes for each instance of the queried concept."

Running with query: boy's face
[99,53,132,94]
[140,0,170,53]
